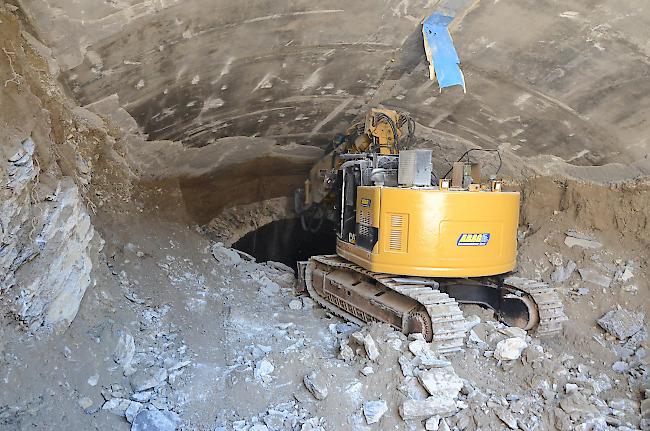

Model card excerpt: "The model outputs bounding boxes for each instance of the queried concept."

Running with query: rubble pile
[460,317,646,430]
[97,299,191,427]
[207,231,649,431]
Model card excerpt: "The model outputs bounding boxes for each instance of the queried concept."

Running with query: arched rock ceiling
[21,0,650,181]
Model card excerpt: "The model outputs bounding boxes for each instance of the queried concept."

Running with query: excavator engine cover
[339,186,520,278]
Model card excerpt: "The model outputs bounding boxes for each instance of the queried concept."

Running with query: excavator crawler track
[503,276,568,336]
[305,255,469,354]
[302,256,568,354]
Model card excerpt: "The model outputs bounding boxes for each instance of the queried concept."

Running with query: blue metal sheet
[422,13,465,92]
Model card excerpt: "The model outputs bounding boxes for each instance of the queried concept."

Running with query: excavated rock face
[0,11,111,332]
[1,138,101,330]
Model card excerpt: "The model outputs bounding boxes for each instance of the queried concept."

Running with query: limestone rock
[125,401,143,423]
[102,398,131,416]
[623,327,647,351]
[288,299,302,310]
[339,340,355,361]
[254,359,274,383]
[559,392,599,419]
[363,400,388,424]
[2,162,101,330]
[211,243,241,266]
[399,396,457,420]
[578,268,612,288]
[398,355,415,377]
[494,407,518,429]
[256,276,281,296]
[131,409,179,431]
[425,416,441,430]
[564,232,602,249]
[551,260,576,283]
[114,327,136,368]
[408,337,431,357]
[418,367,463,399]
[619,266,634,282]
[363,334,380,362]
[597,308,644,340]
[78,396,93,410]
[494,337,528,360]
[387,338,403,351]
[304,371,328,400]
[130,367,168,392]
[301,297,315,309]
[499,327,527,340]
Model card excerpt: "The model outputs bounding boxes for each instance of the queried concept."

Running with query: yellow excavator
[295,108,567,353]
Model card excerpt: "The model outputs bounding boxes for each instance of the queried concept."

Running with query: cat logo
[457,233,490,246]
[360,198,371,208]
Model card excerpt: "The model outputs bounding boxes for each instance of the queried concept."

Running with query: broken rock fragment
[418,367,463,399]
[254,359,274,383]
[102,398,131,416]
[131,409,179,431]
[211,242,241,265]
[399,396,457,420]
[339,340,355,361]
[130,367,168,392]
[578,268,612,288]
[494,407,518,430]
[113,327,136,368]
[304,371,328,400]
[551,260,576,283]
[363,400,388,424]
[564,231,602,249]
[363,334,380,362]
[125,401,143,423]
[597,308,644,340]
[288,299,302,310]
[494,337,528,361]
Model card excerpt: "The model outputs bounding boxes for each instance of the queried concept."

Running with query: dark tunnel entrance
[232,218,337,269]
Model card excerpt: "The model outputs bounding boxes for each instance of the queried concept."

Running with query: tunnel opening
[232,218,337,269]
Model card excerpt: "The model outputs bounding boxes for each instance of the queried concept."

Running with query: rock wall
[0,7,116,332]
[1,138,101,330]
